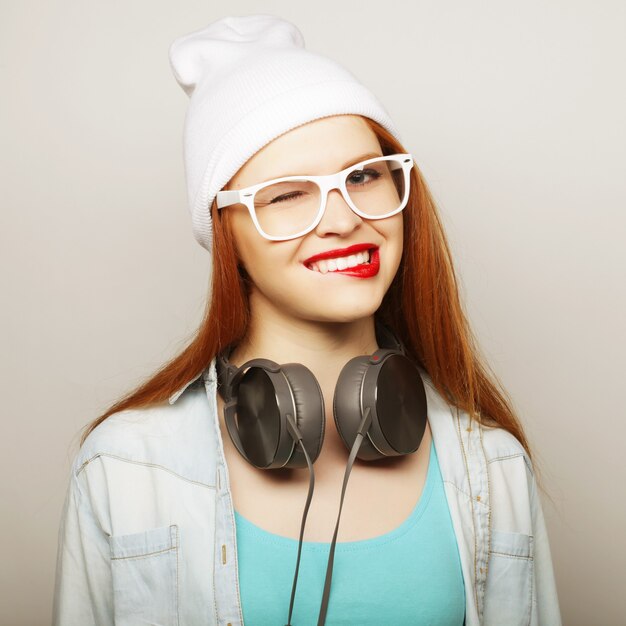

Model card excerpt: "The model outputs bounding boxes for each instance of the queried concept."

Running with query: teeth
[309,250,372,273]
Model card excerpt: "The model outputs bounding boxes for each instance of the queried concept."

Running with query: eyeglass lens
[252,157,406,238]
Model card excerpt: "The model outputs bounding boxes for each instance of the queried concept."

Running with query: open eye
[347,167,383,187]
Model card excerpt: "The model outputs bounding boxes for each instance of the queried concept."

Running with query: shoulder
[72,381,216,486]
[421,370,531,469]
[480,423,531,469]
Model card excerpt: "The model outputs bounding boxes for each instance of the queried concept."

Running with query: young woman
[52,14,561,626]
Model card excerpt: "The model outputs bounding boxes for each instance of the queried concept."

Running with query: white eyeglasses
[216,153,415,241]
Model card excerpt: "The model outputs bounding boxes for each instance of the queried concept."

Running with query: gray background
[2,1,624,624]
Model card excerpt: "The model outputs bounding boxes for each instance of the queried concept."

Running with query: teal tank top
[233,439,466,625]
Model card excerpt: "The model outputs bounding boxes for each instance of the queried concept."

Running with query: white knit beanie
[168,14,403,253]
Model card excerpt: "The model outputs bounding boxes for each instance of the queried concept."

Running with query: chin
[308,303,382,323]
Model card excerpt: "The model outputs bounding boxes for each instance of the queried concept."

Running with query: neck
[228,303,380,389]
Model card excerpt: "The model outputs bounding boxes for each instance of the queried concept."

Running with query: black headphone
[216,319,428,626]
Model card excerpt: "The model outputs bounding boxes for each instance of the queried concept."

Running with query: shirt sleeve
[52,460,114,626]
[526,458,563,626]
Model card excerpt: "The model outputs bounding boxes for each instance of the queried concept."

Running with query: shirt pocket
[483,529,533,626]
[109,524,180,626]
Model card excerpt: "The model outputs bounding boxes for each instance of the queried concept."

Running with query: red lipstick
[303,243,377,266]
[303,244,380,279]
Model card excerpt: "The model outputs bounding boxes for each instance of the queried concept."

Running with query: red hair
[79,116,550,497]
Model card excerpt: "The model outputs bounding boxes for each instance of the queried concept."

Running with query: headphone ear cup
[333,356,386,461]
[234,367,284,468]
[280,363,326,467]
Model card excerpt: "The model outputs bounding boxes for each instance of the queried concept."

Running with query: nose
[314,187,363,237]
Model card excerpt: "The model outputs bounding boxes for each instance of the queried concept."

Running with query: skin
[221,114,431,487]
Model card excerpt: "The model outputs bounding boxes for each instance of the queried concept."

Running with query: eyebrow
[264,151,384,183]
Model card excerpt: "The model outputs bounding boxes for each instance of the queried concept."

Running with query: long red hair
[79,116,550,497]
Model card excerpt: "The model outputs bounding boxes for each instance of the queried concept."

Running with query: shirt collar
[168,357,217,404]
[168,372,203,404]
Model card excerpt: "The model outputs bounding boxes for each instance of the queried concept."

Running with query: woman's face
[224,114,404,324]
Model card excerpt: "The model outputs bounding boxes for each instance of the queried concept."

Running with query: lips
[304,246,380,279]
[303,242,378,267]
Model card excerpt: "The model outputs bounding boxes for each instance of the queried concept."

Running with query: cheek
[245,257,312,315]
[385,216,404,270]
[237,243,271,281]
[395,220,404,253]
[230,213,267,271]
[233,232,300,291]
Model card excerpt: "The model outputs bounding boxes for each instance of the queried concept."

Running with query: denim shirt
[52,356,562,625]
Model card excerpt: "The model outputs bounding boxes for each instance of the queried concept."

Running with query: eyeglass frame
[215,152,415,242]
